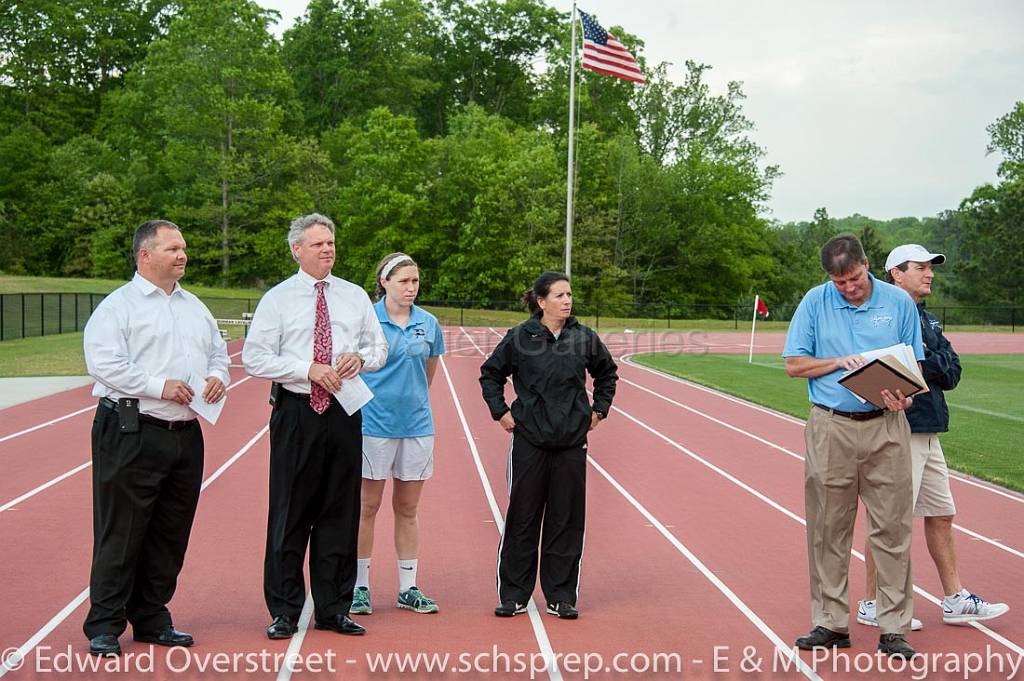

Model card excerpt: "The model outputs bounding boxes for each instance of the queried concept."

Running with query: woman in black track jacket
[479,271,618,620]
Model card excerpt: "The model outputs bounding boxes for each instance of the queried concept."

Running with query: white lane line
[0,353,246,445]
[948,403,1024,423]
[0,376,254,514]
[605,396,1024,656]
[459,326,487,357]
[0,462,92,514]
[622,354,1024,506]
[616,368,1024,560]
[275,592,315,681]
[0,406,94,444]
[440,356,562,681]
[0,422,269,678]
[587,456,820,680]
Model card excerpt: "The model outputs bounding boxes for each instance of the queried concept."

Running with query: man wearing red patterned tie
[243,214,388,640]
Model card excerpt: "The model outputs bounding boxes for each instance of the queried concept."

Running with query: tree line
[1,0,1020,309]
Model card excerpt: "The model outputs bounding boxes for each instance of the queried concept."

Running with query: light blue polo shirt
[783,274,924,412]
[361,299,445,438]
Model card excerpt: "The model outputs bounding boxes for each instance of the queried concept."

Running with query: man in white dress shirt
[243,213,388,640]
[82,220,229,657]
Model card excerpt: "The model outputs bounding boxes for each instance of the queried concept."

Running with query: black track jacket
[480,315,618,449]
[908,302,961,433]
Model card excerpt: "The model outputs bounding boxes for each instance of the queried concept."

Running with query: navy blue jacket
[907,302,961,433]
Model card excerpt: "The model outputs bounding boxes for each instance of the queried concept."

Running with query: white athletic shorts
[362,435,435,481]
[911,432,957,517]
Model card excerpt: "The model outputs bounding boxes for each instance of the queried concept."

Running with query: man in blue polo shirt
[784,234,924,659]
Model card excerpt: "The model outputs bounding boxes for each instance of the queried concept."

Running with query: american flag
[578,10,645,84]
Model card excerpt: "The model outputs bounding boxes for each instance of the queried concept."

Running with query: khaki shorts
[911,432,957,517]
[362,435,434,481]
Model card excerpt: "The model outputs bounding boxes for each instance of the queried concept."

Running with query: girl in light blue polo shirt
[352,252,445,616]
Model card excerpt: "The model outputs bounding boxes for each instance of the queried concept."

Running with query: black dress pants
[497,434,587,606]
[84,405,204,638]
[264,390,362,622]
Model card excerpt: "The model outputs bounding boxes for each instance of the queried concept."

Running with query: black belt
[99,398,198,431]
[813,403,886,421]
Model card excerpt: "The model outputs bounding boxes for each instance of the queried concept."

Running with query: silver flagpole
[564,1,577,279]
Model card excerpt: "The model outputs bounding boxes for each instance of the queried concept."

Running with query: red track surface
[1,332,1021,681]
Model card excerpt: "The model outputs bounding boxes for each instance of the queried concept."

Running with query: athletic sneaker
[494,601,527,617]
[350,586,372,615]
[857,599,923,631]
[546,602,579,620]
[943,590,1009,625]
[397,587,439,614]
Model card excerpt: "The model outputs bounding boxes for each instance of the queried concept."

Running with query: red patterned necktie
[310,280,332,414]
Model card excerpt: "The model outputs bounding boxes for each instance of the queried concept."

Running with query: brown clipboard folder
[837,354,926,409]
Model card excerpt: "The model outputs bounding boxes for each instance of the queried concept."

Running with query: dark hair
[373,252,417,300]
[133,220,180,262]
[522,271,570,314]
[884,262,910,284]
[820,234,867,275]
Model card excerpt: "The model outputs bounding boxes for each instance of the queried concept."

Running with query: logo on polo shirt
[871,314,893,327]
[414,328,426,336]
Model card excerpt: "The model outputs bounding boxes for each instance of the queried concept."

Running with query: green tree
[986,100,1024,180]
[101,0,333,284]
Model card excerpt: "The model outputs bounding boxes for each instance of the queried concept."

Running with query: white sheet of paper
[187,377,226,425]
[842,343,924,403]
[333,375,374,416]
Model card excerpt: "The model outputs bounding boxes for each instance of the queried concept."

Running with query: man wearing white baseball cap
[858,244,1009,630]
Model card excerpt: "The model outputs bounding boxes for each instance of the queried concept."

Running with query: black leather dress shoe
[89,634,121,657]
[314,614,366,636]
[133,625,194,647]
[795,626,851,650]
[267,615,299,640]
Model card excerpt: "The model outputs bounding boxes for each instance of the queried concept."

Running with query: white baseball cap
[884,244,946,272]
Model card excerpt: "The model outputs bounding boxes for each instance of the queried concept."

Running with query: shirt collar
[375,297,426,327]
[296,268,333,289]
[132,271,183,297]
[830,272,882,310]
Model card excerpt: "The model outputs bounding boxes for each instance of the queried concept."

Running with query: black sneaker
[795,626,851,650]
[878,634,916,659]
[546,602,579,619]
[494,601,527,617]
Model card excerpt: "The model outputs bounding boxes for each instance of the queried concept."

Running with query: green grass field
[0,274,265,299]
[631,352,1024,493]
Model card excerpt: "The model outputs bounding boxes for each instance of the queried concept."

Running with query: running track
[1,331,1021,680]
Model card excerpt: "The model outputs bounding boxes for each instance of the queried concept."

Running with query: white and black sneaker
[857,599,922,630]
[943,590,1009,625]
[546,602,579,620]
[494,601,527,617]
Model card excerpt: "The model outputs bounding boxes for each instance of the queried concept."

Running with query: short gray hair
[287,213,336,260]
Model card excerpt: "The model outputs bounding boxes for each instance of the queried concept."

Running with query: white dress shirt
[83,272,231,421]
[242,269,388,393]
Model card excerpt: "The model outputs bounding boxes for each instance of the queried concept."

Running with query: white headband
[380,255,412,282]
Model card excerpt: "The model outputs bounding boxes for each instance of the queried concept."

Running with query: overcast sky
[258,0,1023,223]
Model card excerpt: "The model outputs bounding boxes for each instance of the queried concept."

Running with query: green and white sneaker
[350,586,372,615]
[397,587,439,614]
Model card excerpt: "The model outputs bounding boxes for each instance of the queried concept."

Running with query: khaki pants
[804,407,914,635]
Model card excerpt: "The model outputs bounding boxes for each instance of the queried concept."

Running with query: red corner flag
[756,296,769,318]
[578,10,646,84]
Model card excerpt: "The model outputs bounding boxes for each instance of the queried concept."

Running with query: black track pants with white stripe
[497,434,587,606]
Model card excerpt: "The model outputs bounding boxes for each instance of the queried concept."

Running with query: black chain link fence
[1,293,1020,341]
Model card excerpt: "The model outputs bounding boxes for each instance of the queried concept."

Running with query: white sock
[398,559,418,591]
[356,558,371,589]
[944,588,969,604]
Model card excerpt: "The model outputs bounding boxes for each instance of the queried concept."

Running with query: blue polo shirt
[783,274,924,412]
[362,299,445,438]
